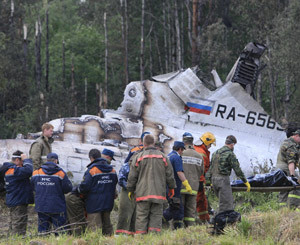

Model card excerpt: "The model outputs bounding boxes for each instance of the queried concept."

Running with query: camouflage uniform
[29,135,53,170]
[115,162,136,235]
[115,146,143,235]
[181,145,204,227]
[208,145,246,213]
[276,137,300,208]
[65,192,86,236]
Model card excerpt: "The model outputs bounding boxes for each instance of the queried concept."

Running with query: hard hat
[200,132,216,146]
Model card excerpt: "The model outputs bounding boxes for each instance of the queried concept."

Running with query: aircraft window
[67,156,84,173]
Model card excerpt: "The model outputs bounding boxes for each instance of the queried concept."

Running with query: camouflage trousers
[9,204,28,236]
[212,176,234,214]
[135,201,163,234]
[115,188,136,235]
[65,193,86,236]
[86,211,113,236]
[181,194,197,227]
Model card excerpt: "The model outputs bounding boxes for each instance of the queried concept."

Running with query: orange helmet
[200,132,216,146]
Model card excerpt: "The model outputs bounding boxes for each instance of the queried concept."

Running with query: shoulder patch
[5,168,14,176]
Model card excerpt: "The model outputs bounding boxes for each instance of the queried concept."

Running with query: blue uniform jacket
[31,161,72,213]
[168,151,184,198]
[124,145,143,163]
[4,159,34,207]
[118,162,130,189]
[78,158,118,213]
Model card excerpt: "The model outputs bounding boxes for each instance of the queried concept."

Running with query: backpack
[0,164,9,193]
[212,210,241,235]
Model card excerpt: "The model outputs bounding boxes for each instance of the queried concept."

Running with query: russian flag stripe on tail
[186,102,212,115]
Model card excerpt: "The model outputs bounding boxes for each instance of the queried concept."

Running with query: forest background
[0,0,299,138]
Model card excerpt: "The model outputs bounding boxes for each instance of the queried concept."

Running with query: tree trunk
[266,37,277,120]
[256,74,262,105]
[35,19,42,90]
[10,0,14,27]
[192,0,198,66]
[45,5,49,92]
[62,39,66,89]
[35,18,44,122]
[163,0,168,73]
[23,24,28,76]
[284,76,290,121]
[185,0,192,49]
[154,31,163,74]
[96,83,104,117]
[140,0,145,80]
[103,12,108,108]
[149,34,153,77]
[71,57,77,117]
[84,77,87,113]
[120,0,129,85]
[174,0,182,70]
[180,0,184,68]
[167,0,172,71]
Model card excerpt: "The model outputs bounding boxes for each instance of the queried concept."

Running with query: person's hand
[182,180,193,194]
[21,154,27,161]
[168,189,174,198]
[244,181,251,192]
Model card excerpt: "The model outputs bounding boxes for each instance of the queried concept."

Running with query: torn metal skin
[0,42,287,183]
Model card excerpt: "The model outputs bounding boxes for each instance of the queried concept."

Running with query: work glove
[128,191,133,200]
[182,180,193,194]
[244,181,251,192]
[168,189,175,198]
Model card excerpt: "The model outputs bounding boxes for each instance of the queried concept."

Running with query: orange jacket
[194,144,210,182]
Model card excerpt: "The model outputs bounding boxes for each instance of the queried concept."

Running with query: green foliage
[0,0,299,137]
[236,217,252,237]
[234,192,280,213]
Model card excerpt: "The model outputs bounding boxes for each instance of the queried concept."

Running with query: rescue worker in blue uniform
[4,150,33,236]
[115,131,150,235]
[77,149,118,236]
[102,148,115,164]
[124,132,150,163]
[31,152,72,234]
[163,141,190,229]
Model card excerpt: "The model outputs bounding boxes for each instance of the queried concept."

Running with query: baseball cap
[102,148,115,160]
[174,141,185,149]
[47,152,59,159]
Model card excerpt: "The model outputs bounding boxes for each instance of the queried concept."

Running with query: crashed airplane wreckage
[0,42,286,183]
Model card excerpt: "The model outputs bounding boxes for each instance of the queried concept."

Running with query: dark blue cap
[183,132,193,138]
[141,131,150,140]
[47,152,58,160]
[102,148,115,160]
[173,141,185,149]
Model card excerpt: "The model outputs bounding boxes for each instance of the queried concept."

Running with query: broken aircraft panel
[0,42,287,183]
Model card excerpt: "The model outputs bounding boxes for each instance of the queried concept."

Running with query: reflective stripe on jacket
[31,162,72,213]
[127,146,176,203]
[181,145,204,195]
[78,158,118,213]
